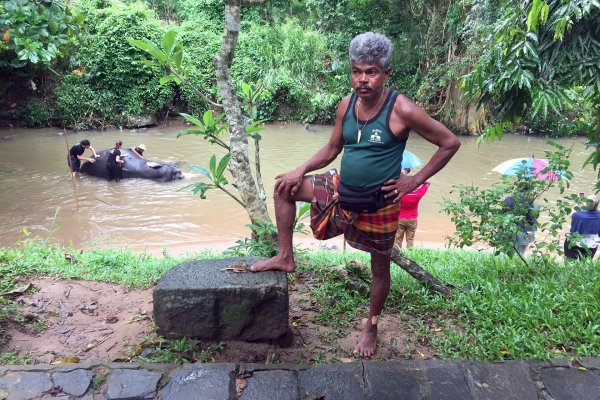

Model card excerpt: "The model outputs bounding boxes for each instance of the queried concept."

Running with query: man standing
[68,139,98,178]
[250,32,460,357]
[106,140,124,182]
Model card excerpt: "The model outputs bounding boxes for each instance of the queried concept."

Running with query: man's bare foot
[250,255,295,273]
[354,322,378,358]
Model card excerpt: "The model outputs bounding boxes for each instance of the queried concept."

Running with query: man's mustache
[356,85,372,91]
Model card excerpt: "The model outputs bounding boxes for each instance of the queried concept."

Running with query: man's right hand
[274,169,305,197]
[88,158,96,164]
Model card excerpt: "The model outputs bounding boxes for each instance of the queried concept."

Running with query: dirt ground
[2,275,437,365]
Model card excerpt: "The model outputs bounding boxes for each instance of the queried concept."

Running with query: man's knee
[273,177,314,203]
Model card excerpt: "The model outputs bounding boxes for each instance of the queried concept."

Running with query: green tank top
[340,90,406,188]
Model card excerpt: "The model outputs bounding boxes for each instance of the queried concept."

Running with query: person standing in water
[106,140,124,182]
[68,139,98,178]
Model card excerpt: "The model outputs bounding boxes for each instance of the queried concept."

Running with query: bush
[173,20,222,116]
[233,19,346,122]
[56,0,174,127]
[55,74,117,129]
[18,98,56,128]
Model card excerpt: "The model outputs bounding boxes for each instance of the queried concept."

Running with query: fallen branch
[390,246,452,298]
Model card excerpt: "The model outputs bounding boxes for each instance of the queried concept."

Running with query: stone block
[52,369,94,396]
[543,367,600,400]
[240,370,299,400]
[104,369,162,400]
[159,364,236,400]
[299,363,367,400]
[363,361,423,400]
[153,257,290,342]
[462,360,537,400]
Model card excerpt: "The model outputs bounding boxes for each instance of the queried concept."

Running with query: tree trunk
[447,80,487,135]
[213,0,271,229]
[390,246,452,298]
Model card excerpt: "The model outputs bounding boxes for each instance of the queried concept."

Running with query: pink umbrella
[492,157,560,180]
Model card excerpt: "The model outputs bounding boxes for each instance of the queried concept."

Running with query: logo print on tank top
[368,129,383,144]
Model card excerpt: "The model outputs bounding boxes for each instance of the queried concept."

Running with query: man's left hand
[382,175,420,203]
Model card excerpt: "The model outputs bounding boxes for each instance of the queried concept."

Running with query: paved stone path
[1,358,599,399]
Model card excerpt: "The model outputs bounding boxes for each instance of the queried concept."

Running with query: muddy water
[0,123,595,253]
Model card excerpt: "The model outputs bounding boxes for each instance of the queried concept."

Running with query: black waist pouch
[337,182,385,213]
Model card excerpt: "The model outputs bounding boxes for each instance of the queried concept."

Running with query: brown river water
[0,122,595,254]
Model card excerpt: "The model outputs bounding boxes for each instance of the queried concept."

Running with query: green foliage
[177,111,228,148]
[166,0,224,25]
[441,142,575,264]
[400,248,600,360]
[463,0,599,183]
[185,153,231,200]
[0,0,83,67]
[55,74,117,128]
[56,0,173,128]
[233,19,345,122]
[464,0,599,117]
[18,97,55,127]
[302,248,600,360]
[224,220,278,258]
[136,337,224,364]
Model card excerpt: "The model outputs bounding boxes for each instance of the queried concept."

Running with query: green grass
[0,239,220,290]
[299,248,600,360]
[1,239,599,361]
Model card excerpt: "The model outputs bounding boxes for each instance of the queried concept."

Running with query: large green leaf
[190,165,212,179]
[216,153,231,178]
[162,30,176,58]
[179,113,204,128]
[127,38,167,63]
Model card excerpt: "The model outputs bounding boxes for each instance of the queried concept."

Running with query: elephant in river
[80,148,183,182]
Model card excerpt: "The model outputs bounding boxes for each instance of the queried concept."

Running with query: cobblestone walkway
[1,358,599,399]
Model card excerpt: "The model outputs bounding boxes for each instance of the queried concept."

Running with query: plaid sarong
[310,169,400,255]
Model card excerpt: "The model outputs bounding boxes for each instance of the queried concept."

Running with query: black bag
[337,182,385,213]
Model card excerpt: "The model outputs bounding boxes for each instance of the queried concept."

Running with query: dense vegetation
[1,0,597,138]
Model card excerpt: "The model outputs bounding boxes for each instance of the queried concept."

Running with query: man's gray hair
[349,32,393,70]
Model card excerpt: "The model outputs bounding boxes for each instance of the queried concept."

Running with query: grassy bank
[1,239,599,362]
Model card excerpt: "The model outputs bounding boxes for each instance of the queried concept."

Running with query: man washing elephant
[68,139,99,178]
[250,32,460,357]
[106,140,125,182]
[80,142,183,182]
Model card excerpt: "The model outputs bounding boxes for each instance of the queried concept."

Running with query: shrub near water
[56,1,174,128]
[233,19,346,123]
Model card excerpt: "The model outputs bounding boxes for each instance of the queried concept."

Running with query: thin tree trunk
[255,139,266,201]
[213,0,271,227]
[390,246,452,298]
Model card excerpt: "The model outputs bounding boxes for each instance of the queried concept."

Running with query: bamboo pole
[64,128,80,210]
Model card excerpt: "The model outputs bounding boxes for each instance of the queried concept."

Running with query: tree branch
[390,246,453,298]
[169,67,223,109]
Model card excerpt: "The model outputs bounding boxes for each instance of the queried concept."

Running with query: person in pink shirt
[395,168,430,248]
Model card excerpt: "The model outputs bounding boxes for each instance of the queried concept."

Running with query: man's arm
[384,95,460,201]
[77,151,96,163]
[274,97,348,196]
[88,145,99,158]
[131,147,143,158]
